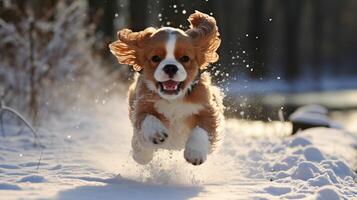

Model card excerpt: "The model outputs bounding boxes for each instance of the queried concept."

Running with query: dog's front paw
[148,131,168,144]
[184,147,207,165]
[184,127,210,165]
[141,115,168,145]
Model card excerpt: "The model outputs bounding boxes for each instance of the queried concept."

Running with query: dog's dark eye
[151,55,161,63]
[180,55,190,63]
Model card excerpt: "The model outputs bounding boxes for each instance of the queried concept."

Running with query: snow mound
[0,183,21,190]
[314,186,341,200]
[303,147,324,162]
[289,104,343,130]
[291,161,321,181]
[289,137,312,147]
[18,175,46,183]
[293,104,329,115]
[264,186,291,196]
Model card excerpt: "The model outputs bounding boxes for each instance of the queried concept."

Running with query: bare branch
[1,107,39,140]
[0,97,40,146]
[0,111,5,137]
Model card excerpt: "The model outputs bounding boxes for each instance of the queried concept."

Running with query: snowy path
[0,95,356,200]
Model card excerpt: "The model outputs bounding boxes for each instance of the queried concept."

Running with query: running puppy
[109,11,224,165]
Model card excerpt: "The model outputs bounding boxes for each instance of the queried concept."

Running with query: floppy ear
[109,27,156,71]
[186,11,221,69]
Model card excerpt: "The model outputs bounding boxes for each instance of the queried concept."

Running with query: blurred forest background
[1,0,357,124]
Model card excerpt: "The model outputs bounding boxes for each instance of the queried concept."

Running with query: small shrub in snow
[0,1,98,124]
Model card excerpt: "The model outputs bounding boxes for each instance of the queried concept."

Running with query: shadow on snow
[53,176,202,200]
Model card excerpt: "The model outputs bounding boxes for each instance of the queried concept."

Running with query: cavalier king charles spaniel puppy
[109,11,224,165]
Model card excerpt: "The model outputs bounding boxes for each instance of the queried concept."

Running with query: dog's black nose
[163,64,178,78]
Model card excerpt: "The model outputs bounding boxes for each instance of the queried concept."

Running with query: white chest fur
[154,99,204,149]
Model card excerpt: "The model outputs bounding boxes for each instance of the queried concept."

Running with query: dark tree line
[2,0,357,84]
[91,0,357,86]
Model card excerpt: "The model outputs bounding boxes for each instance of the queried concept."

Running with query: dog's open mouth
[158,80,183,95]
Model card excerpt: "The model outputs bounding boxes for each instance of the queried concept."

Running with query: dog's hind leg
[131,133,154,165]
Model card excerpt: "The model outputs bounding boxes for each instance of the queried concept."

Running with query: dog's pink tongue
[162,80,179,90]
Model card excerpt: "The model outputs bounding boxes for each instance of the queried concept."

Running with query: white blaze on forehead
[165,33,177,59]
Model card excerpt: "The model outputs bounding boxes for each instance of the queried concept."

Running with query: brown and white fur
[109,11,224,166]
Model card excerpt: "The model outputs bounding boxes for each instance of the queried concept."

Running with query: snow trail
[0,94,356,200]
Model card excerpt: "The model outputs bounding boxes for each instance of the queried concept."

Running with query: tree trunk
[248,0,266,79]
[311,0,323,91]
[129,0,148,31]
[283,0,302,82]
[28,19,38,125]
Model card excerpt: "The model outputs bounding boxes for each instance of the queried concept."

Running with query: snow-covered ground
[0,95,356,200]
